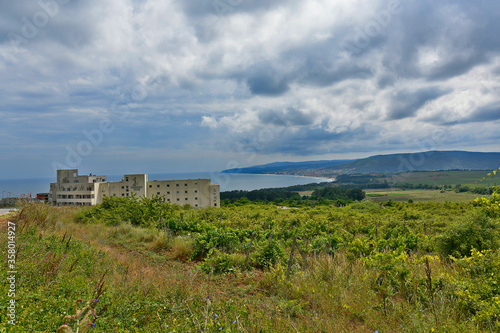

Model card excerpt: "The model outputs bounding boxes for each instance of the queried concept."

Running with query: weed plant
[1,186,499,331]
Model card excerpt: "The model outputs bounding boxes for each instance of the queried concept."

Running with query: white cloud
[1,0,500,178]
[201,115,217,129]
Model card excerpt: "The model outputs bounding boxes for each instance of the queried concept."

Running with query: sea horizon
[0,172,331,198]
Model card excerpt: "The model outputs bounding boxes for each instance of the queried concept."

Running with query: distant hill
[222,151,500,176]
[334,151,500,173]
[222,159,355,174]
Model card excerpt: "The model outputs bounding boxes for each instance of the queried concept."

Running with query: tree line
[221,186,365,206]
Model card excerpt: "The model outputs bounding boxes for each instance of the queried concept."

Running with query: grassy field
[2,190,500,332]
[300,186,490,204]
[365,189,491,203]
[386,170,498,187]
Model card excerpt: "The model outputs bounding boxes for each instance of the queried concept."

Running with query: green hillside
[223,151,500,176]
[328,151,500,173]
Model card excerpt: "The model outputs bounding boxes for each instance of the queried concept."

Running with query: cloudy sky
[1,0,500,179]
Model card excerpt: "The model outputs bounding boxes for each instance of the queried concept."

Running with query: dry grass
[7,202,489,332]
[170,237,194,261]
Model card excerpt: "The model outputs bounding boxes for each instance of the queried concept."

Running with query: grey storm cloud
[1,0,98,48]
[249,125,376,156]
[283,38,375,86]
[1,0,500,178]
[381,0,500,80]
[179,0,301,17]
[223,126,362,156]
[258,107,313,127]
[377,74,396,88]
[243,38,374,95]
[387,87,450,120]
[466,102,500,123]
[246,67,290,96]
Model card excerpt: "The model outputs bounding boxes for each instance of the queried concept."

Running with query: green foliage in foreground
[2,184,500,332]
[221,189,301,203]
[436,214,500,258]
[311,187,365,201]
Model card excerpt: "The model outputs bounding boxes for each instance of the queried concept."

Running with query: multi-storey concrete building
[49,169,220,209]
[36,193,50,202]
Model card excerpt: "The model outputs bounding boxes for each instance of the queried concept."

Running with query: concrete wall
[50,170,220,209]
[146,178,220,208]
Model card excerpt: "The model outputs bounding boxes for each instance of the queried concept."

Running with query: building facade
[36,193,49,202]
[49,169,220,208]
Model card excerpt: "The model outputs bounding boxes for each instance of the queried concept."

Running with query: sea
[0,172,331,198]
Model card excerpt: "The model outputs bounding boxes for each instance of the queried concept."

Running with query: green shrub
[310,235,339,255]
[473,185,500,217]
[347,237,372,259]
[436,214,499,258]
[451,249,500,328]
[255,240,285,268]
[200,250,248,274]
[191,228,240,260]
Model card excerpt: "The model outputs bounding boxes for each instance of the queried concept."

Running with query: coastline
[0,173,331,196]
[270,173,335,182]
[225,172,336,183]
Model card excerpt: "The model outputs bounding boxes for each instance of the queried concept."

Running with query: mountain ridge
[222,151,500,176]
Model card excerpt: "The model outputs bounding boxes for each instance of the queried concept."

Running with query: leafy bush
[310,235,340,255]
[200,250,248,274]
[436,214,499,258]
[377,224,419,252]
[191,228,240,260]
[451,249,500,328]
[347,237,372,259]
[364,250,411,296]
[255,240,285,268]
[75,196,176,227]
[473,185,500,217]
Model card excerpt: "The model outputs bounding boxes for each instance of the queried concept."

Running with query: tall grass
[1,200,498,332]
